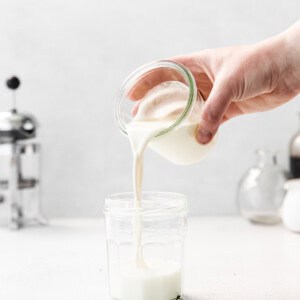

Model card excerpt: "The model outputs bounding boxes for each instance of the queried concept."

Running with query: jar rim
[104,191,188,218]
[115,60,197,137]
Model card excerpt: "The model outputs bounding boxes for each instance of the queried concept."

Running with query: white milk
[127,121,168,268]
[113,81,213,300]
[148,121,215,165]
[133,80,215,165]
[111,261,181,300]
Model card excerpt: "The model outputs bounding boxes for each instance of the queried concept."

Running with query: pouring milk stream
[112,61,215,300]
[127,81,215,267]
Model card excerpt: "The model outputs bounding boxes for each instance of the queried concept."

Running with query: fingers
[129,54,204,100]
[221,102,245,123]
[129,67,184,100]
[196,78,234,144]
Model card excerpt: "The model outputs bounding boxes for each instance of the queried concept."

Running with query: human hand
[171,22,300,144]
[130,22,300,144]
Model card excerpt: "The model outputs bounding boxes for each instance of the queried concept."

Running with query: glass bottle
[115,60,216,165]
[237,150,286,224]
[290,112,300,178]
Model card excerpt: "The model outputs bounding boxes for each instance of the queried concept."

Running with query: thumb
[196,79,234,144]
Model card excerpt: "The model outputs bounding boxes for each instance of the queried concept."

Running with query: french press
[0,76,45,229]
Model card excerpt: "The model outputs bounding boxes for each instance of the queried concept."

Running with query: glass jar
[237,150,286,224]
[115,60,216,165]
[104,192,187,300]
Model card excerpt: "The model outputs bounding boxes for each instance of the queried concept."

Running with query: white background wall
[0,0,299,217]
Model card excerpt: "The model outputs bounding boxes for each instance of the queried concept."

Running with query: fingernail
[197,128,212,144]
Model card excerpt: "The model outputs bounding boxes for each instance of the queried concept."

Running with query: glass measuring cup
[115,60,216,165]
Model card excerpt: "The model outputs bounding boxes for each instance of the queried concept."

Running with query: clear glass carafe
[104,192,187,300]
[237,150,286,224]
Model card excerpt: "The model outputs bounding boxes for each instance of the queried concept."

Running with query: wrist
[280,21,300,93]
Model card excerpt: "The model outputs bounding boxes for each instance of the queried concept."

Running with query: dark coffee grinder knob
[6,76,20,90]
[6,76,21,112]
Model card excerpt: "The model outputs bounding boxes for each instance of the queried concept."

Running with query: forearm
[282,21,300,93]
[252,21,300,96]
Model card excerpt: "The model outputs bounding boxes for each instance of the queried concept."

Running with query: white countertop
[1,217,300,300]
